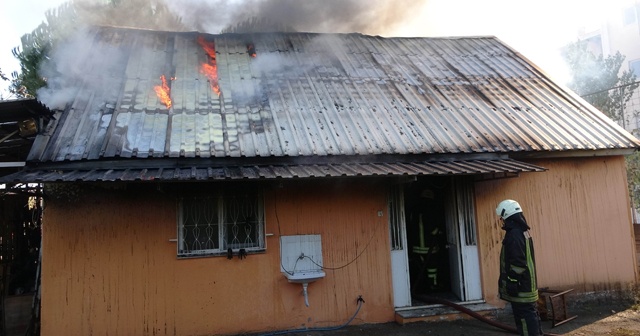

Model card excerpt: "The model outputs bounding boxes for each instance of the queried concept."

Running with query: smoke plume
[61,0,426,35]
[164,0,427,35]
[37,27,129,110]
[34,0,427,108]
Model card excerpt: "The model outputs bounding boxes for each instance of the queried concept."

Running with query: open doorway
[404,177,452,304]
[394,175,481,306]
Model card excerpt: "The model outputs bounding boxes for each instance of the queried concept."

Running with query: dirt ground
[241,294,640,336]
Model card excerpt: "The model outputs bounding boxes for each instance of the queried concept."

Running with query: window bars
[178,192,265,257]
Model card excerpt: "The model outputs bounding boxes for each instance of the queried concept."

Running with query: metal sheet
[28,28,640,165]
[0,159,545,182]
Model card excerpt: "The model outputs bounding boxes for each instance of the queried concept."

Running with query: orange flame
[200,63,221,96]
[197,36,221,96]
[154,75,172,108]
[247,44,256,58]
[197,36,216,59]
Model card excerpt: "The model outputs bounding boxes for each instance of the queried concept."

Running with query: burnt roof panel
[29,28,640,164]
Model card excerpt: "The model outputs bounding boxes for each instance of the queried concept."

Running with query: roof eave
[515,148,637,159]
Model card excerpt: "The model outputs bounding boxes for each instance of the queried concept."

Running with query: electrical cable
[257,296,365,336]
[274,186,380,274]
[303,217,379,271]
[287,222,378,272]
[274,188,295,275]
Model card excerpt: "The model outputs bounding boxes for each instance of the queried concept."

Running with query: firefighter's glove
[506,277,519,296]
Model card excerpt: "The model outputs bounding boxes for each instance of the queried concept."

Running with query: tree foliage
[626,151,640,211]
[10,0,189,99]
[563,40,640,213]
[562,40,639,124]
[11,22,57,98]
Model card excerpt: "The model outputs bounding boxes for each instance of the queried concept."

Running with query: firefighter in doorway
[412,213,444,291]
[496,199,543,336]
[410,189,446,294]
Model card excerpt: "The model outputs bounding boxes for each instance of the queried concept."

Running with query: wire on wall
[273,186,381,273]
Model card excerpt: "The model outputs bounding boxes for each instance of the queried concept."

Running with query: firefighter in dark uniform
[408,188,446,294]
[496,199,543,336]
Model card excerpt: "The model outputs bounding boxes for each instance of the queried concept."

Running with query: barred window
[178,191,265,257]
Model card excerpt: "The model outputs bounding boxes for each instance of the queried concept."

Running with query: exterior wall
[475,156,638,307]
[40,155,640,334]
[635,224,640,276]
[41,180,394,336]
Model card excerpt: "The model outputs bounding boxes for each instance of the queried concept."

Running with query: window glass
[178,190,265,257]
[624,6,637,26]
[224,194,263,249]
[630,59,640,77]
[180,197,219,254]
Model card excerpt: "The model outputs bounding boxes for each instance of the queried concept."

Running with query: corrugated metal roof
[0,159,545,182]
[29,27,640,164]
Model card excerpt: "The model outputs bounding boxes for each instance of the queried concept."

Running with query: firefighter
[409,188,447,294]
[496,199,543,336]
[412,213,444,291]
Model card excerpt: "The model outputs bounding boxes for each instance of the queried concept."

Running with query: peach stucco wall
[475,156,638,307]
[41,180,394,336]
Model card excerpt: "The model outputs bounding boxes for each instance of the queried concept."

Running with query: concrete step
[395,302,499,325]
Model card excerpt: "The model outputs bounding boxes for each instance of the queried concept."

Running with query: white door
[389,186,411,308]
[444,182,464,301]
[455,181,482,301]
[445,179,483,302]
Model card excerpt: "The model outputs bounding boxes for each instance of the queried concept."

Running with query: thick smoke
[73,0,190,32]
[35,0,188,108]
[37,27,130,109]
[62,0,427,35]
[35,0,426,108]
[164,0,427,35]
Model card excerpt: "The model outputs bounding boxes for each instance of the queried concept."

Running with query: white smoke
[34,0,426,108]
[163,0,427,35]
[36,26,129,109]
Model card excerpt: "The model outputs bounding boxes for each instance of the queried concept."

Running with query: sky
[0,0,628,99]
[0,0,69,97]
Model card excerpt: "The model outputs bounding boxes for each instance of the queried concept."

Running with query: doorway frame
[389,177,482,308]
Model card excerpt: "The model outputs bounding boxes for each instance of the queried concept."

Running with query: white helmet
[496,199,522,220]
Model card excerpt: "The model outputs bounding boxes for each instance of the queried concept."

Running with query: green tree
[10,0,188,99]
[563,40,640,212]
[11,23,55,98]
[627,151,640,211]
[562,40,639,125]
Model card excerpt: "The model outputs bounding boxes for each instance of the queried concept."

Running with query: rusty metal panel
[32,27,640,164]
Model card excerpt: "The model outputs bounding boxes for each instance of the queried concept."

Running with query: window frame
[623,5,637,26]
[630,59,640,78]
[177,189,266,258]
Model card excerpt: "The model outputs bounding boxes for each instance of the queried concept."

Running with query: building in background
[577,0,640,134]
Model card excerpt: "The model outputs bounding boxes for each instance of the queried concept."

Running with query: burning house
[2,26,639,335]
